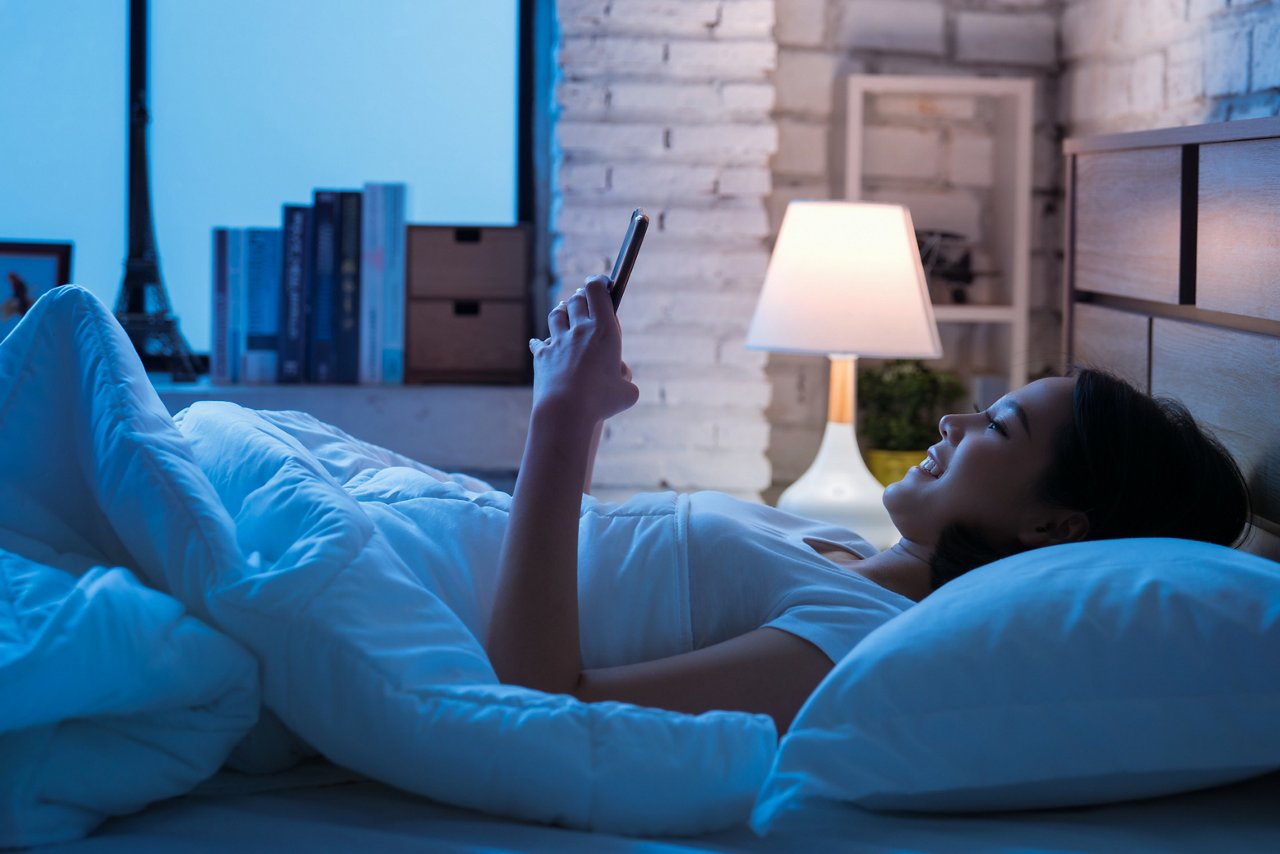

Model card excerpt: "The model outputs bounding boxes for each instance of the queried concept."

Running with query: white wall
[1063,0,1280,136]
[552,0,779,501]
[554,0,1280,503]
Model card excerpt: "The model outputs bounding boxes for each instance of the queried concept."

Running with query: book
[211,227,230,384]
[381,183,407,384]
[308,190,341,383]
[278,205,312,384]
[358,184,384,384]
[334,190,362,384]
[359,181,408,385]
[211,227,245,384]
[240,228,283,384]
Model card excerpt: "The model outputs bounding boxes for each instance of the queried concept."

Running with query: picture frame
[0,240,73,339]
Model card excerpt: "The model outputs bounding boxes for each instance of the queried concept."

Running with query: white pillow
[752,538,1280,832]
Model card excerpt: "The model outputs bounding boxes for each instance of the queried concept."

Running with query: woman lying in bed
[486,275,1251,734]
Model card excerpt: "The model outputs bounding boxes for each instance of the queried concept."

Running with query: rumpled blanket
[0,287,775,846]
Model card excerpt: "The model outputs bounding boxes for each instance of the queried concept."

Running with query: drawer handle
[454,300,481,316]
[454,227,481,243]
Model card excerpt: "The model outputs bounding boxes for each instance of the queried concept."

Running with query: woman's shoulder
[687,491,877,555]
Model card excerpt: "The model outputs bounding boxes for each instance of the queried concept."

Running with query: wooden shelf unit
[845,74,1034,394]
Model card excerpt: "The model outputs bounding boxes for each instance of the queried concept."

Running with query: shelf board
[150,378,532,474]
[932,304,1019,324]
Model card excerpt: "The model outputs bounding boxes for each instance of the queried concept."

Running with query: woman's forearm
[583,420,604,495]
[487,403,598,694]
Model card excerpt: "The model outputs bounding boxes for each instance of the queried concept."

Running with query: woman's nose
[938,412,966,442]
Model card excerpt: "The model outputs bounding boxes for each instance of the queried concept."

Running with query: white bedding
[0,545,258,847]
[0,287,774,845]
[10,286,1277,849]
[43,761,1280,854]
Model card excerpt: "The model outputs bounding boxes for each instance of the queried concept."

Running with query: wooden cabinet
[404,224,532,383]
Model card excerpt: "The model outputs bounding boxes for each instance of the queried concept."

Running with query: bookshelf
[845,74,1034,395]
[152,380,530,488]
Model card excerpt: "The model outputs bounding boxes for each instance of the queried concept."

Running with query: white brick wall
[768,1,1066,492]
[550,0,1280,505]
[1205,27,1250,99]
[553,0,778,499]
[955,12,1058,68]
[774,50,839,115]
[776,0,828,47]
[1061,0,1280,136]
[838,1,947,55]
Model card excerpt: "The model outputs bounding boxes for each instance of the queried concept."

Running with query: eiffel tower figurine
[113,0,204,382]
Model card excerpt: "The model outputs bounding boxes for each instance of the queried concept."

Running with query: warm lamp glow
[747,201,941,358]
[748,201,943,549]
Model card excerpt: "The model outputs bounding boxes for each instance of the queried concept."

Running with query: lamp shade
[747,201,942,358]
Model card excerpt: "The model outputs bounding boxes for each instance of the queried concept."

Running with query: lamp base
[777,421,901,550]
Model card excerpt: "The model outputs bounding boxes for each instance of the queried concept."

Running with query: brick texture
[553,0,777,498]
[547,0,1280,505]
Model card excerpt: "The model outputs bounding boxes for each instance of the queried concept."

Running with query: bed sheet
[42,761,1280,854]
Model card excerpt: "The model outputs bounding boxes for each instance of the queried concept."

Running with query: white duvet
[0,287,775,847]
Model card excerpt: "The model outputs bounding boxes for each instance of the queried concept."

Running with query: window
[0,0,523,351]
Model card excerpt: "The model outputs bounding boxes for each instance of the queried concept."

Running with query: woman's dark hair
[930,368,1252,589]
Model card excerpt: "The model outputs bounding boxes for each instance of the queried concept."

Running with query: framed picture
[0,241,73,339]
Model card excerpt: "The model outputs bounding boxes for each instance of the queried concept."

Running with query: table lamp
[747,201,942,548]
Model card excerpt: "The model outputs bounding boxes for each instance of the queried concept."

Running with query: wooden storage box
[405,224,531,383]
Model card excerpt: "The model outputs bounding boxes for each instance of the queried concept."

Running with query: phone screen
[609,208,649,310]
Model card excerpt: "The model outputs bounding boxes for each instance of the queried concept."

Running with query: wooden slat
[1064,114,1280,153]
[1198,138,1280,323]
[1071,303,1150,392]
[1074,149,1182,304]
[1151,319,1280,529]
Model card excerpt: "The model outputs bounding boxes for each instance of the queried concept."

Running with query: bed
[4,116,1279,852]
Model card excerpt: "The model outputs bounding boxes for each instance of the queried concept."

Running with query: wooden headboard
[1063,117,1280,559]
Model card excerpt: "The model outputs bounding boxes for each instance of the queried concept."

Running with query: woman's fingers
[548,299,570,336]
[566,286,591,324]
[582,276,614,321]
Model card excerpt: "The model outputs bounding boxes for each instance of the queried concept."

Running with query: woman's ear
[1019,511,1090,548]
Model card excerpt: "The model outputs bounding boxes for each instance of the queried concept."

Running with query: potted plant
[858,360,967,486]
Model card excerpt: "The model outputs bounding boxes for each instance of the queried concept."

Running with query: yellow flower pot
[867,449,926,487]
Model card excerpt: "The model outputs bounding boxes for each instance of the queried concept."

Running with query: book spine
[309,190,340,384]
[227,229,245,384]
[240,227,283,384]
[277,205,312,383]
[359,183,384,385]
[211,227,230,384]
[334,190,362,384]
[382,183,407,384]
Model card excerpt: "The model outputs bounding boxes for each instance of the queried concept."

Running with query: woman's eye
[984,412,1010,437]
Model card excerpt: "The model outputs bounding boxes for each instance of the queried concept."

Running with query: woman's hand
[489,275,636,695]
[530,275,638,428]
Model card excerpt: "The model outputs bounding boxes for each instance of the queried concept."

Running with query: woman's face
[882,376,1077,550]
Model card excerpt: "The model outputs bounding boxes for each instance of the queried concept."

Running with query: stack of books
[210,181,408,385]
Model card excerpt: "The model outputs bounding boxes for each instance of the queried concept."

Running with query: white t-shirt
[575,490,914,668]
[347,467,915,670]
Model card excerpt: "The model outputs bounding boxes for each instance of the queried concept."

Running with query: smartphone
[608,208,649,311]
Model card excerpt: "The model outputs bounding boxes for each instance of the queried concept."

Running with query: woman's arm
[487,276,638,694]
[486,276,834,733]
[576,627,834,734]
